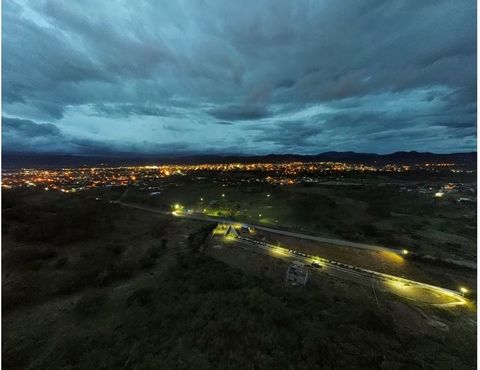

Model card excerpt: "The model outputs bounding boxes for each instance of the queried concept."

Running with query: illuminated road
[217,220,475,269]
[116,201,469,307]
[114,194,475,269]
[224,234,468,307]
[117,201,475,269]
[116,201,396,251]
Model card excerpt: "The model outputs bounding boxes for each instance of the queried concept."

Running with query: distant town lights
[2,161,472,193]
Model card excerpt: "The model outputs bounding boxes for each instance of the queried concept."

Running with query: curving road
[225,233,467,307]
[116,201,469,307]
[116,200,475,269]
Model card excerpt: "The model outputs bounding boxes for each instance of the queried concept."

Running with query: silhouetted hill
[2,151,476,169]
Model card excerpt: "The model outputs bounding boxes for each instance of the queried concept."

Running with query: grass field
[246,229,476,294]
[2,188,476,369]
[123,173,476,261]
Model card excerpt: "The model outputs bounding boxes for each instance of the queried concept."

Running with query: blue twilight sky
[2,0,477,155]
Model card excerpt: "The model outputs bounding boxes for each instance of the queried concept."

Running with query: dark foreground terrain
[2,189,477,369]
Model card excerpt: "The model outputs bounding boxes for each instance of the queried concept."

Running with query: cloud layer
[2,0,476,155]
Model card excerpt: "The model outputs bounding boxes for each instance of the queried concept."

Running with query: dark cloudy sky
[2,0,477,155]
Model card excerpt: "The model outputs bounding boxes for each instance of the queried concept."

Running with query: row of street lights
[174,198,470,298]
[399,249,469,296]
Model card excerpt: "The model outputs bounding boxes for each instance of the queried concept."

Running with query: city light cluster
[1,160,472,193]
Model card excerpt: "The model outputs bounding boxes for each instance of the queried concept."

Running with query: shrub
[139,255,155,269]
[112,260,136,279]
[2,280,37,311]
[357,309,395,336]
[55,273,84,295]
[75,290,106,317]
[8,246,57,265]
[187,224,216,252]
[53,256,69,268]
[127,287,154,307]
[362,224,378,237]
[106,243,124,255]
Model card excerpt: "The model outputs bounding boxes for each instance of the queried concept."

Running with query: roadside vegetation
[2,189,476,369]
[124,172,476,260]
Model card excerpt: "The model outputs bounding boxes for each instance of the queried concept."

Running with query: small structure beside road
[285,261,309,286]
[224,224,239,238]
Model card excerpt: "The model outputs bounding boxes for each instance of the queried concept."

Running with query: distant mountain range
[2,151,477,169]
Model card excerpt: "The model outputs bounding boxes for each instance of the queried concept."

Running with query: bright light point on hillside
[267,194,270,197]
[460,287,468,294]
[259,214,262,217]
[434,192,444,198]
[222,194,225,197]
[174,204,181,210]
[200,197,203,201]
[402,249,409,255]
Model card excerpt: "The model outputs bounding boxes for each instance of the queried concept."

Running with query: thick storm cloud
[2,0,476,155]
